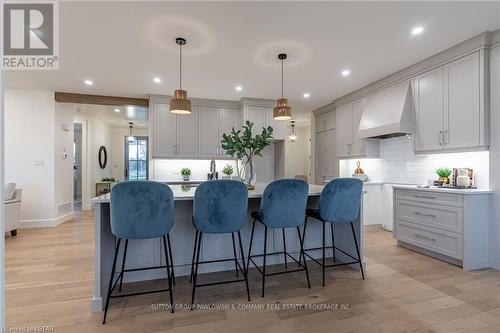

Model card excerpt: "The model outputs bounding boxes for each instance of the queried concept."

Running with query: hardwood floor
[5,210,500,332]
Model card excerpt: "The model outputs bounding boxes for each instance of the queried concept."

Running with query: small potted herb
[435,167,452,185]
[180,168,192,182]
[222,164,234,179]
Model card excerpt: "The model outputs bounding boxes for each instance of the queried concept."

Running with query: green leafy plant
[180,168,191,177]
[221,121,273,188]
[101,177,115,182]
[435,167,452,178]
[222,164,234,176]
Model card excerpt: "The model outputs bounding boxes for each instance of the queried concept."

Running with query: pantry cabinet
[315,129,336,180]
[414,52,486,152]
[151,103,198,158]
[335,98,379,159]
[315,111,335,133]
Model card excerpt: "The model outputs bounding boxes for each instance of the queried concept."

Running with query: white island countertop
[392,184,492,195]
[91,183,325,203]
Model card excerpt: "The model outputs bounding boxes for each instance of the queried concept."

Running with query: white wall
[489,43,500,269]
[339,135,490,188]
[5,89,56,225]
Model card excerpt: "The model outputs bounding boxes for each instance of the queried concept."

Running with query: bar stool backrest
[319,178,363,223]
[260,179,309,228]
[110,181,174,239]
[193,180,248,234]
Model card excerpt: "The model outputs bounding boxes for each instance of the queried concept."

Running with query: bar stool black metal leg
[118,239,128,291]
[189,230,199,283]
[231,233,239,277]
[102,238,121,324]
[261,226,268,297]
[299,217,308,266]
[282,228,288,269]
[191,232,203,308]
[237,231,251,301]
[350,222,365,280]
[247,219,256,274]
[162,236,175,313]
[167,234,176,285]
[297,226,311,289]
[331,223,336,262]
[322,221,326,286]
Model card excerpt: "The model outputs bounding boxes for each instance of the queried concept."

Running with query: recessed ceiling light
[153,77,161,84]
[341,70,350,77]
[235,85,243,92]
[411,26,424,36]
[114,108,120,113]
[303,92,310,98]
[84,79,93,86]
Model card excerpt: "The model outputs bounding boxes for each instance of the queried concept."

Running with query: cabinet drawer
[395,189,462,207]
[396,221,463,260]
[395,200,463,233]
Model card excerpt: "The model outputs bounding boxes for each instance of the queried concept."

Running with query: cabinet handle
[414,211,436,218]
[414,233,436,242]
[439,130,443,146]
[444,130,448,146]
[414,195,436,200]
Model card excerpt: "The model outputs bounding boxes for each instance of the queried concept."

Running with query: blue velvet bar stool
[247,179,311,297]
[303,178,364,286]
[102,181,175,324]
[191,180,250,307]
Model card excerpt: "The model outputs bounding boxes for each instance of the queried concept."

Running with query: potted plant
[221,121,273,189]
[222,164,234,179]
[435,167,452,185]
[180,168,192,182]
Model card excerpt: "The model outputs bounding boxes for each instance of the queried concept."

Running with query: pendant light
[127,122,135,142]
[289,120,297,142]
[170,37,192,114]
[273,53,292,120]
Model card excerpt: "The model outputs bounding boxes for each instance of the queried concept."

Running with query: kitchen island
[90,183,364,311]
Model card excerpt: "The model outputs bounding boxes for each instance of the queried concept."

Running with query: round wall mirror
[98,146,107,169]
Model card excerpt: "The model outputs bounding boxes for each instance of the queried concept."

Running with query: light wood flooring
[5,210,500,333]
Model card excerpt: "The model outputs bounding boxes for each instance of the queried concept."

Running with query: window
[125,136,148,181]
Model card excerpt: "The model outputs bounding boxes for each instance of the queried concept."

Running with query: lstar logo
[3,1,59,70]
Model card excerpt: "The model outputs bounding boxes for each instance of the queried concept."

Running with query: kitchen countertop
[392,184,492,195]
[91,183,325,203]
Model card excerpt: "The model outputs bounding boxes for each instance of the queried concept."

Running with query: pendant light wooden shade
[273,53,292,120]
[170,38,192,114]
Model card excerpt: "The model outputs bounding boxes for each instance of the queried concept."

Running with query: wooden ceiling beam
[54,92,149,107]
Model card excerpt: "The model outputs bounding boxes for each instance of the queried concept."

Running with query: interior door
[335,103,352,158]
[198,107,219,157]
[125,136,149,181]
[414,67,444,152]
[443,53,480,149]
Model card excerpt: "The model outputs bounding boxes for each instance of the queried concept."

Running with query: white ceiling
[5,1,500,121]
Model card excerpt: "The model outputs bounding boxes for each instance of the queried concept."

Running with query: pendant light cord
[281,58,284,98]
[179,44,182,89]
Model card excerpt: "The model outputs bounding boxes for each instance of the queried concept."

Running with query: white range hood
[357,80,413,139]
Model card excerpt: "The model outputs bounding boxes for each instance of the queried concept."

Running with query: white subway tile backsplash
[339,136,489,188]
[153,159,238,182]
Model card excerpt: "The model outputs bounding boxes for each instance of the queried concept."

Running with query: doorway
[73,123,83,210]
[124,136,149,181]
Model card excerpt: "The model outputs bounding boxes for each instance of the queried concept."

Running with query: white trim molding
[20,211,74,228]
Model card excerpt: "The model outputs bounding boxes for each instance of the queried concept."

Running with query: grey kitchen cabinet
[315,111,335,133]
[151,102,198,158]
[242,105,285,140]
[198,106,239,158]
[414,52,486,152]
[316,129,337,180]
[335,98,379,159]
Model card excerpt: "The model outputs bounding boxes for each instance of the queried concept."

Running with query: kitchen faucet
[207,159,218,180]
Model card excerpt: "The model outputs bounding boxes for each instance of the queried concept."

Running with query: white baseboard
[20,211,74,228]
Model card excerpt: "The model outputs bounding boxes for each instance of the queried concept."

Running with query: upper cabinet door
[265,108,285,140]
[443,53,480,149]
[414,67,444,152]
[219,108,240,156]
[335,103,352,158]
[151,103,177,158]
[350,98,365,156]
[244,106,266,133]
[316,111,335,133]
[198,107,219,158]
[176,107,198,157]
